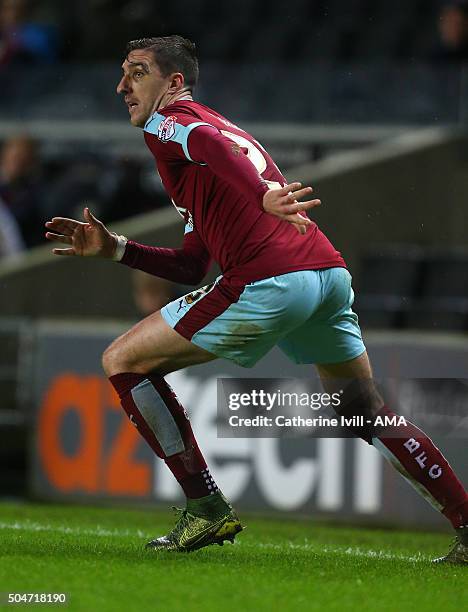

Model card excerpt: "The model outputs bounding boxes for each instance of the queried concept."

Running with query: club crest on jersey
[184,282,215,305]
[184,210,194,234]
[157,115,176,142]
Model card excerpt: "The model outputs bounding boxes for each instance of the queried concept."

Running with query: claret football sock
[370,405,468,530]
[109,372,220,499]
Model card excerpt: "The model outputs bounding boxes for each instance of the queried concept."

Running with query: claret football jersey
[139,99,345,285]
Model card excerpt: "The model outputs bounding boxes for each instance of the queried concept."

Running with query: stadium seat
[404,249,468,330]
[354,245,424,328]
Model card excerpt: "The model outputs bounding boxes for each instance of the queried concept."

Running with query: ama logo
[157,115,177,142]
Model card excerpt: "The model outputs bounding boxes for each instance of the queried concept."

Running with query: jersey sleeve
[143,109,212,163]
[143,111,269,209]
[120,227,212,286]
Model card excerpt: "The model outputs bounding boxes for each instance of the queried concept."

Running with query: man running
[45,35,467,563]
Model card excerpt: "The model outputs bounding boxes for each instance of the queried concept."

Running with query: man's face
[116,49,170,127]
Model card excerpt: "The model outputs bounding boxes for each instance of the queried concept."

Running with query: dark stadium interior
[1,0,468,500]
[1,0,466,124]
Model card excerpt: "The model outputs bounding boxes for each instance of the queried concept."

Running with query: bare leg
[102,310,217,377]
[316,350,373,382]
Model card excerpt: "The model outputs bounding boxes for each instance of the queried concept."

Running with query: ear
[169,72,185,90]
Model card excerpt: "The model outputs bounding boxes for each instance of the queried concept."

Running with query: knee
[102,338,166,377]
[102,338,141,377]
[334,380,385,445]
[102,342,124,377]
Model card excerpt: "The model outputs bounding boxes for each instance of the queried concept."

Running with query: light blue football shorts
[161,267,366,368]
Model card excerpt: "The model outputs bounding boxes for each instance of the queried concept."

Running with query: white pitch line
[0,520,148,539]
[237,541,430,562]
[0,520,431,562]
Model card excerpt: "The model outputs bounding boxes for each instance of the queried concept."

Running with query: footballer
[45,35,467,563]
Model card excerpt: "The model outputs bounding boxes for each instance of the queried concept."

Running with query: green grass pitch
[0,502,465,611]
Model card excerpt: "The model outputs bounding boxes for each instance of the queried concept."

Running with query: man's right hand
[45,207,117,258]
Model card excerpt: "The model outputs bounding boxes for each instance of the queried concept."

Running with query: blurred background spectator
[42,153,105,223]
[99,157,167,223]
[0,135,45,248]
[0,195,24,258]
[432,0,468,61]
[43,154,167,226]
[0,0,58,66]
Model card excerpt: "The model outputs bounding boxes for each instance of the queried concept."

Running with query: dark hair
[125,35,199,90]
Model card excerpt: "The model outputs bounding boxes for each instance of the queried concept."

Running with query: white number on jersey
[220,130,267,175]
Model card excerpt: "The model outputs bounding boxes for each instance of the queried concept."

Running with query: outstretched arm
[45,208,211,286]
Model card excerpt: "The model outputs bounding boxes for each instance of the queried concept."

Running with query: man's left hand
[262,182,321,235]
